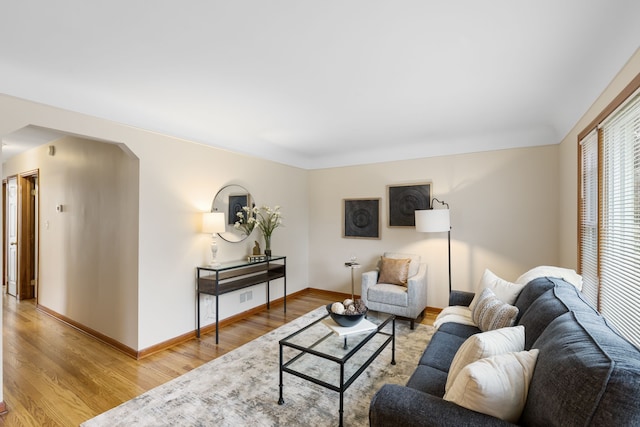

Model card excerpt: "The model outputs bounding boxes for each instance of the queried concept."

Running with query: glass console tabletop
[278,310,395,427]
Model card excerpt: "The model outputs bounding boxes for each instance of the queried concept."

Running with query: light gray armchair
[361,252,428,329]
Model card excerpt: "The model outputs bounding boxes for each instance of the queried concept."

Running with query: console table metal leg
[215,273,220,344]
[196,271,201,338]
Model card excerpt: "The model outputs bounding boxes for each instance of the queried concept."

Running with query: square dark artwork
[343,198,380,239]
[388,183,431,227]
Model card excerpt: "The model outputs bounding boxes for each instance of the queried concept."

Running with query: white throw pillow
[469,269,525,311]
[445,325,525,392]
[444,349,540,423]
[433,306,475,330]
[515,265,583,291]
[471,288,519,332]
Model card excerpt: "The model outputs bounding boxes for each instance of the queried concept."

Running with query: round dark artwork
[351,208,372,228]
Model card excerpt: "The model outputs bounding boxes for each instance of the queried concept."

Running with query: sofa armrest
[370,384,514,427]
[449,290,475,307]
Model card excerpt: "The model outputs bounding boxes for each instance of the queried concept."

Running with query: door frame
[3,170,39,300]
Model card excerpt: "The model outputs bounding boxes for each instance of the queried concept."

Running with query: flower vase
[264,235,272,257]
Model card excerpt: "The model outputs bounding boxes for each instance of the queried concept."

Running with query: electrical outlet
[239,290,253,303]
[204,295,216,321]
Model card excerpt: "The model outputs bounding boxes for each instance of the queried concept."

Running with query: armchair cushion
[368,283,408,306]
[378,256,411,286]
[383,252,421,277]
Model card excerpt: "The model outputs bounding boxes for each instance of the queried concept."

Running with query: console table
[196,256,286,343]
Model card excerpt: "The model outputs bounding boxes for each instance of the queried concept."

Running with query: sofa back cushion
[513,277,555,322]
[517,289,569,350]
[520,312,640,426]
[517,278,600,349]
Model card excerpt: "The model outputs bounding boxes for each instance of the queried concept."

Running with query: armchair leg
[409,310,425,330]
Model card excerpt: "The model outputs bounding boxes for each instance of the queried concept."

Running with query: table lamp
[202,211,226,266]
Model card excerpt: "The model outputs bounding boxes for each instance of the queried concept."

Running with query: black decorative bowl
[326,304,368,327]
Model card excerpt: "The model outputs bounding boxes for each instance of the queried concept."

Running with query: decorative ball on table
[327,299,368,327]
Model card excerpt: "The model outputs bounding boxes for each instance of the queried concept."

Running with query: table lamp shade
[202,212,226,234]
[415,209,450,233]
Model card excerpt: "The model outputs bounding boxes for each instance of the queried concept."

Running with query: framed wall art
[228,193,249,225]
[343,198,380,239]
[387,182,431,227]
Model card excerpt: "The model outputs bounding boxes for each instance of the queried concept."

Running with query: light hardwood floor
[0,289,436,426]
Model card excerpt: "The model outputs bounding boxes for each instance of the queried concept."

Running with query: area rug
[82,306,434,427]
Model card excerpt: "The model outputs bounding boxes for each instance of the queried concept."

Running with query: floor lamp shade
[415,208,452,293]
[415,209,450,233]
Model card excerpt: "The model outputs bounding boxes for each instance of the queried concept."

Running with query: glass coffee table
[278,310,395,426]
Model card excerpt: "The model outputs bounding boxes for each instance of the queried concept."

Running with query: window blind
[579,129,599,308]
[599,91,640,349]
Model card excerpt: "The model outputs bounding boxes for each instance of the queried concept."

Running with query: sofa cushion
[418,331,467,372]
[521,312,640,426]
[517,288,569,350]
[446,326,525,392]
[406,364,448,397]
[472,288,518,331]
[370,384,516,427]
[437,322,481,339]
[377,256,411,286]
[444,349,539,423]
[549,277,598,313]
[513,276,555,322]
[517,278,599,350]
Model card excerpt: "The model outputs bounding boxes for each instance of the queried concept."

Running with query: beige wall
[309,145,560,308]
[558,48,640,268]
[0,46,637,352]
[0,95,309,350]
[4,137,140,347]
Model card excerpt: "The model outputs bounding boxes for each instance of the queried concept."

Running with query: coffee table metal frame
[278,312,395,426]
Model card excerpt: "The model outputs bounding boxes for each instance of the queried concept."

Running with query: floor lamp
[202,212,226,266]
[415,198,452,293]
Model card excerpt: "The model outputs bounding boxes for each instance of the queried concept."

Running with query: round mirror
[212,184,255,243]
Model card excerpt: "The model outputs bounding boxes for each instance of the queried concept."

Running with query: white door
[7,177,18,296]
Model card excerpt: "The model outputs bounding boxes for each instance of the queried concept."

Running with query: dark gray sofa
[370,277,640,426]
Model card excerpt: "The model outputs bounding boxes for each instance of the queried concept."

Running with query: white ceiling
[1,1,639,168]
